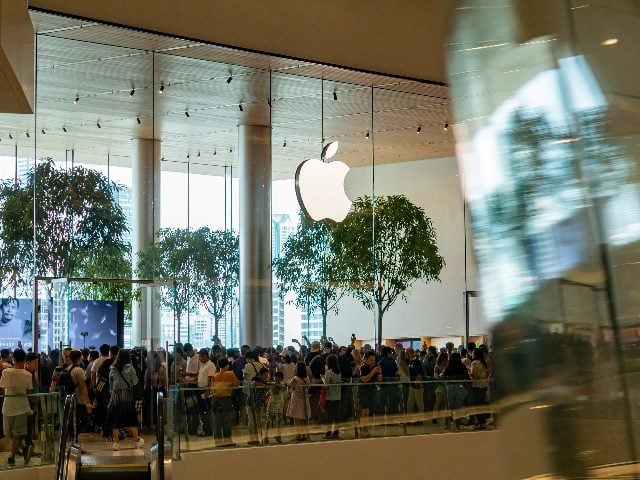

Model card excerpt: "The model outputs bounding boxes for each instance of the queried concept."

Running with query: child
[265,371,285,443]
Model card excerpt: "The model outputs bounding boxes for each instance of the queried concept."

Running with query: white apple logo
[295,142,352,222]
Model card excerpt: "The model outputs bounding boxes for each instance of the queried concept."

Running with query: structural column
[239,125,272,347]
[131,138,161,349]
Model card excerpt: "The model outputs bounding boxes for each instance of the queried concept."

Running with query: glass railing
[166,379,497,456]
[0,391,61,470]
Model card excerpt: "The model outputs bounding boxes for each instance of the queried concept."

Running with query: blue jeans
[446,383,467,410]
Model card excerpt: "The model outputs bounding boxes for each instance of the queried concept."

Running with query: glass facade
[0,10,476,352]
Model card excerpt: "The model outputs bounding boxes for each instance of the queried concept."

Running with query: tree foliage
[195,229,239,337]
[333,195,445,346]
[0,159,129,292]
[136,227,239,338]
[272,213,344,337]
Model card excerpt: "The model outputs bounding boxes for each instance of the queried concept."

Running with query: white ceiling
[0,10,454,179]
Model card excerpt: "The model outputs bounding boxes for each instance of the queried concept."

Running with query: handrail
[55,394,76,480]
[156,390,165,480]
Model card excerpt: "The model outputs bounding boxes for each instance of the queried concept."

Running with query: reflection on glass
[449,1,640,477]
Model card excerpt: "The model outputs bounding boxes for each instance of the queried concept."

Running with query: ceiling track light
[136,116,141,124]
[187,154,190,159]
[283,140,287,147]
[333,90,338,101]
[444,122,449,130]
[74,95,79,104]
[185,111,190,118]
[213,149,217,156]
[159,84,165,94]
[97,122,102,129]
[229,147,233,154]
[226,76,233,84]
[197,151,201,157]
[26,132,30,138]
[417,126,422,134]
[130,88,135,97]
[41,128,46,135]
[8,134,12,140]
[365,131,370,139]
[239,104,243,112]
[62,127,67,133]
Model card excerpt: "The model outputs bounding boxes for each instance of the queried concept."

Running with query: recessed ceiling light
[601,38,618,46]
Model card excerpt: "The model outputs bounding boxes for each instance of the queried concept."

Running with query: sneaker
[112,442,121,451]
[23,444,33,465]
[134,438,145,448]
[7,457,15,466]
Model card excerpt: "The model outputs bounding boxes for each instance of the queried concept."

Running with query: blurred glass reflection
[449,1,640,478]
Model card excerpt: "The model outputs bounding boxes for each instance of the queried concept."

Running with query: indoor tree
[137,227,239,341]
[333,194,445,348]
[0,159,128,287]
[193,228,239,338]
[272,212,344,338]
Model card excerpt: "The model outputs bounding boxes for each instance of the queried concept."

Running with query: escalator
[56,392,171,480]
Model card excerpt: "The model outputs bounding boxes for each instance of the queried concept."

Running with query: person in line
[265,371,285,444]
[406,347,425,424]
[286,361,311,441]
[210,357,239,447]
[106,349,144,450]
[196,348,217,437]
[358,351,381,439]
[322,354,342,439]
[0,349,33,466]
[145,350,168,429]
[469,347,490,430]
[246,367,269,445]
[442,352,468,430]
[180,343,201,436]
[432,351,448,424]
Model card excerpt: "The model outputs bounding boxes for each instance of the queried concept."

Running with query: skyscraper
[271,214,295,346]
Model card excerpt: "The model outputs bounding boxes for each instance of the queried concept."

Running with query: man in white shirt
[0,349,33,466]
[90,344,110,388]
[197,349,217,437]
[181,343,201,435]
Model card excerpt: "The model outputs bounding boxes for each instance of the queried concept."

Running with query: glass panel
[448,0,640,477]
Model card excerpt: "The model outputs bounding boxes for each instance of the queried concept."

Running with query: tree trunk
[376,304,384,351]
[214,316,219,338]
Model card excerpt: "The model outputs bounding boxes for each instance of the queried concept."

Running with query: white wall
[326,156,484,346]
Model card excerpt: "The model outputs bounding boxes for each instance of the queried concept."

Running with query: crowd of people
[0,335,493,464]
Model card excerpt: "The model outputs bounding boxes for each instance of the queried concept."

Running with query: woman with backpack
[106,349,144,450]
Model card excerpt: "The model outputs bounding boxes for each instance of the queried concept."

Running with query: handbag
[95,376,108,393]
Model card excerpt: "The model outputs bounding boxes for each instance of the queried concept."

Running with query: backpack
[57,366,80,396]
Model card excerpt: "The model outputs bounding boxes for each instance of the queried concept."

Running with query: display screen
[0,298,33,350]
[67,300,124,349]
